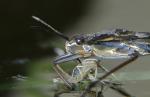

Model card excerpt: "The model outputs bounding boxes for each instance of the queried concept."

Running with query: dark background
[0,0,91,59]
[0,0,92,96]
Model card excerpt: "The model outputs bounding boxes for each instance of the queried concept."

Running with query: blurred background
[0,0,150,97]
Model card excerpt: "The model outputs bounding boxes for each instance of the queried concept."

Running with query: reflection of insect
[32,16,150,97]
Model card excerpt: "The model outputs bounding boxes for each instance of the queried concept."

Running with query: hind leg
[81,54,138,97]
[110,84,135,97]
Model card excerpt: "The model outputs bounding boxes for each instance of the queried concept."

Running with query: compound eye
[76,39,82,44]
[75,38,84,45]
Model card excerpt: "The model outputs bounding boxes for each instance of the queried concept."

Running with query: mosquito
[32,16,150,97]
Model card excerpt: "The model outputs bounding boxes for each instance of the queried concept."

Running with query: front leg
[81,54,138,97]
[52,53,83,89]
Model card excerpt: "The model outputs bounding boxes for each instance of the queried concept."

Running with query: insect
[32,16,150,97]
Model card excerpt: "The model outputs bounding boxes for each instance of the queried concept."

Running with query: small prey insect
[32,16,150,97]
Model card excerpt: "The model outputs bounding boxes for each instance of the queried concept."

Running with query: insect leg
[52,53,82,87]
[53,53,82,64]
[96,81,105,97]
[81,54,138,97]
[97,62,119,80]
[69,59,98,83]
[110,84,135,97]
[52,65,73,89]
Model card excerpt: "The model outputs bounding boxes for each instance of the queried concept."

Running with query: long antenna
[32,16,69,41]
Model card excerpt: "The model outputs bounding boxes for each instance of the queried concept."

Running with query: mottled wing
[85,29,150,43]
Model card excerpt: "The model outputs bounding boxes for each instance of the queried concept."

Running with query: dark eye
[75,35,84,45]
[76,39,82,45]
